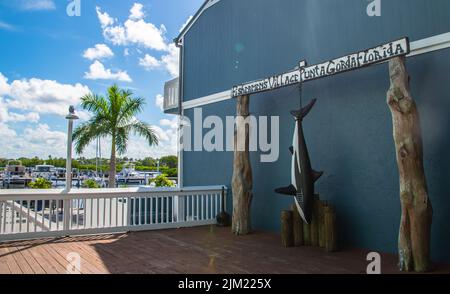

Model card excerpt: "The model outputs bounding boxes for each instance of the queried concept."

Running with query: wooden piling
[291,204,304,246]
[310,195,320,247]
[281,210,294,247]
[324,205,338,252]
[303,220,311,246]
[318,200,326,248]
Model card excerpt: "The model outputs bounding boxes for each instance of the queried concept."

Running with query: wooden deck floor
[0,226,448,274]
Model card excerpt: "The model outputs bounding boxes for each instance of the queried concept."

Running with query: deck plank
[19,248,46,274]
[0,247,11,274]
[0,226,449,274]
[7,246,34,274]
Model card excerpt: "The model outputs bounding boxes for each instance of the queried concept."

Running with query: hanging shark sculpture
[275,99,323,224]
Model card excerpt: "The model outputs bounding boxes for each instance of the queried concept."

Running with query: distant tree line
[0,155,178,177]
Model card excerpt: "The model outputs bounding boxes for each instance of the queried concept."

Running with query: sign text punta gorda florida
[232,37,410,97]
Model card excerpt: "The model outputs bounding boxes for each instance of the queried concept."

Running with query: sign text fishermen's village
[232,37,410,97]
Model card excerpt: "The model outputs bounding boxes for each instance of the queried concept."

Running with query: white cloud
[19,0,55,11]
[0,98,40,123]
[0,123,67,159]
[0,74,91,117]
[0,20,16,31]
[160,44,180,77]
[96,6,114,28]
[129,3,145,20]
[0,118,179,159]
[155,94,164,111]
[179,15,193,33]
[124,48,130,56]
[96,5,167,51]
[160,117,178,129]
[138,44,179,77]
[84,60,132,82]
[139,54,160,70]
[83,44,114,61]
[153,126,169,141]
[0,73,10,95]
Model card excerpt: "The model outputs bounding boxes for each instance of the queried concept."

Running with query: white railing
[0,186,227,242]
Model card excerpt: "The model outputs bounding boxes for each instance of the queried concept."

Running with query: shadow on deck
[0,226,449,274]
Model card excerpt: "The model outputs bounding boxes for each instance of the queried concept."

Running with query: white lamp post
[65,106,79,192]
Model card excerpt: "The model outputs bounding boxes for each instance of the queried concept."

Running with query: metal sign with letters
[231,37,410,97]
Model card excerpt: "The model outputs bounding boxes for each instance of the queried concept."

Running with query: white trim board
[182,32,450,110]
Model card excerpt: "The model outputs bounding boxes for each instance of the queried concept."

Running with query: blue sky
[0,0,203,159]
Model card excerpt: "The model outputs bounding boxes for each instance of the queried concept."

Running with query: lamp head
[66,105,79,120]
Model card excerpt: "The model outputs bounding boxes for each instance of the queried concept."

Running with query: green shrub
[28,178,52,189]
[149,174,175,187]
[82,179,101,189]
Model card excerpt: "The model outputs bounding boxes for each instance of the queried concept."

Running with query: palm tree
[73,84,159,188]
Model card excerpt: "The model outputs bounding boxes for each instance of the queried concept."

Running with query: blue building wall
[181,0,450,263]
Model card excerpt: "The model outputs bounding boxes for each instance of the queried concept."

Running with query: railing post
[175,195,185,222]
[63,192,71,232]
[127,196,132,227]
[0,201,3,234]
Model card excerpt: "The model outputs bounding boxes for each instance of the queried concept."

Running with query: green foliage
[141,157,156,167]
[159,155,178,169]
[82,179,101,189]
[160,167,178,177]
[28,178,52,189]
[1,156,178,177]
[150,174,175,188]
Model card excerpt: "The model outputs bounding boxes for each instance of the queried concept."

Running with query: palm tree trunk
[109,137,116,188]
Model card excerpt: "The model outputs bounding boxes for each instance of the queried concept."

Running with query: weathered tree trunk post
[387,57,433,272]
[232,95,253,235]
[281,210,294,247]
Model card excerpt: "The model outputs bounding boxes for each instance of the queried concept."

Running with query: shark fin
[291,99,317,120]
[275,185,297,196]
[312,170,324,183]
[289,146,294,155]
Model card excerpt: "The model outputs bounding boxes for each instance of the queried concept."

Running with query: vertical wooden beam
[318,200,326,248]
[387,57,433,272]
[310,195,320,247]
[291,204,304,246]
[281,210,294,247]
[324,204,338,252]
[232,95,253,235]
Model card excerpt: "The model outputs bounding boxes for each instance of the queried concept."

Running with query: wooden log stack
[281,210,294,247]
[281,195,338,252]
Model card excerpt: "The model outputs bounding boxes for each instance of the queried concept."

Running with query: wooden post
[291,204,304,246]
[232,95,253,235]
[281,210,294,247]
[310,195,320,247]
[324,204,338,252]
[303,220,311,246]
[318,200,326,248]
[387,57,433,272]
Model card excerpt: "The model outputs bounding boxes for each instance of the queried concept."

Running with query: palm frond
[117,97,145,125]
[126,120,159,147]
[115,126,129,155]
[80,94,108,118]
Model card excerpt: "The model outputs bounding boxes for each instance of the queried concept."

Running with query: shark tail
[291,99,317,120]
